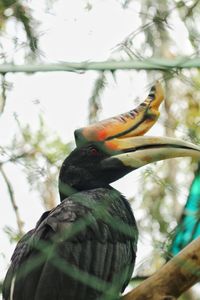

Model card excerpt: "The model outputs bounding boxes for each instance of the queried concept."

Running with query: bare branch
[184,0,200,19]
[1,57,200,73]
[0,74,6,114]
[122,237,200,300]
[0,166,24,236]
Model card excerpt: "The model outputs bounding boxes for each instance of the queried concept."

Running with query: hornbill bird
[3,82,200,300]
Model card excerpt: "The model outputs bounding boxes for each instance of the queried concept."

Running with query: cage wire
[1,1,200,299]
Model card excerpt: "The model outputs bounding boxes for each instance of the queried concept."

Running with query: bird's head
[59,82,200,200]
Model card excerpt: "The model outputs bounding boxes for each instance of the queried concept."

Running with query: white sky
[0,0,196,296]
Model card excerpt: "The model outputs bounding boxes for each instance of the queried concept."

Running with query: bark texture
[123,237,200,300]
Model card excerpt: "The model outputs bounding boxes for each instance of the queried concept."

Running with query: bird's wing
[2,229,34,300]
[2,210,51,300]
[3,189,137,300]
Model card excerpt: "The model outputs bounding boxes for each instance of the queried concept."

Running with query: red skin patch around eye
[91,148,99,155]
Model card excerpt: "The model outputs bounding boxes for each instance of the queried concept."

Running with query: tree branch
[0,74,7,114]
[184,0,200,19]
[0,166,24,236]
[1,57,200,73]
[122,237,200,300]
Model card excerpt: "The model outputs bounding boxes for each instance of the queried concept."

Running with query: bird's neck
[59,180,78,200]
[59,179,111,201]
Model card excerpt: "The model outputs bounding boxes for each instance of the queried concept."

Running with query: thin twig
[0,74,6,114]
[0,166,24,236]
[184,0,200,19]
[0,152,33,166]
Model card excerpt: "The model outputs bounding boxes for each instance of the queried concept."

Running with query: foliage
[0,115,72,238]
[88,71,106,123]
[0,0,38,54]
[1,1,200,299]
[82,3,199,294]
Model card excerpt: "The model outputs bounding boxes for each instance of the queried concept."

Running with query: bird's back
[3,187,138,300]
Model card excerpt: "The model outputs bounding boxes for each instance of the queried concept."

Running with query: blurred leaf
[0,0,39,54]
[88,71,106,123]
[4,225,23,243]
[3,115,72,209]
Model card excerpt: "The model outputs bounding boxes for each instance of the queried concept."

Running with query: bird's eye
[90,147,99,156]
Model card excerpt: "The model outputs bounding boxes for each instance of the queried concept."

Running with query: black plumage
[3,144,138,300]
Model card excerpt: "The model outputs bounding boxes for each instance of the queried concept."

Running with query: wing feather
[3,188,137,300]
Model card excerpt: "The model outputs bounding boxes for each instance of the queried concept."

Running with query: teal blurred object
[171,164,200,255]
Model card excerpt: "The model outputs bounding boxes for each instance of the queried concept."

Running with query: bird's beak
[102,136,200,170]
[74,80,200,171]
[75,81,164,146]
